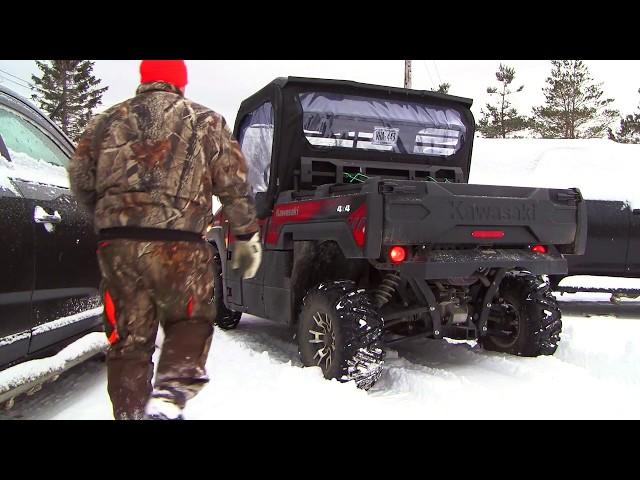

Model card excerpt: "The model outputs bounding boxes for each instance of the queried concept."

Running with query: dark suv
[0,85,102,370]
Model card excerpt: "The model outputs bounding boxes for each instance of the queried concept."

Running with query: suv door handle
[34,205,62,224]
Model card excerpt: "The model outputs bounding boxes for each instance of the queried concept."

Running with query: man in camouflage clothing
[68,60,261,420]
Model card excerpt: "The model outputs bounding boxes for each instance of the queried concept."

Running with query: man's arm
[67,114,104,215]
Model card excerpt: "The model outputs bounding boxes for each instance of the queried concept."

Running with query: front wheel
[480,272,562,357]
[211,245,242,330]
[297,281,385,390]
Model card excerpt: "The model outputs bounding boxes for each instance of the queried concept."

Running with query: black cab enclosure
[217,77,585,277]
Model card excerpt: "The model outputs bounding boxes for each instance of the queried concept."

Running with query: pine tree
[31,60,108,141]
[609,88,640,144]
[477,64,527,138]
[436,83,450,94]
[531,60,618,139]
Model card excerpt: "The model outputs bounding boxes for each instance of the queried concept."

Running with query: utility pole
[404,60,412,89]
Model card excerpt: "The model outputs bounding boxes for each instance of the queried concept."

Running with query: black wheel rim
[308,311,336,372]
[486,301,521,349]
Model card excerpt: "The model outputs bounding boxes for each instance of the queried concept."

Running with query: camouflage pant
[97,239,216,420]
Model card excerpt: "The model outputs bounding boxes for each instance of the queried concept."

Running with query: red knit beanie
[139,60,188,89]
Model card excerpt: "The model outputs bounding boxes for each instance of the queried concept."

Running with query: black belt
[98,227,205,243]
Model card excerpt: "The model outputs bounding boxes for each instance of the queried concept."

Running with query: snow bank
[470,138,640,209]
[555,292,614,303]
[555,317,640,386]
[559,275,640,290]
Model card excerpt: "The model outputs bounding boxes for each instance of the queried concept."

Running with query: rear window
[299,92,467,157]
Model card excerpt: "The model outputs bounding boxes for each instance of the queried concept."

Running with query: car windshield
[299,91,467,157]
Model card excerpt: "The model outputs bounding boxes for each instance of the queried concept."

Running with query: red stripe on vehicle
[266,200,325,245]
[265,196,366,246]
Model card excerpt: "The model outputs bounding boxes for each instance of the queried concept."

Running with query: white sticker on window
[372,127,399,146]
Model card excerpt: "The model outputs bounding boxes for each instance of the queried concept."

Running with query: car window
[237,102,274,197]
[0,104,69,168]
[0,104,70,189]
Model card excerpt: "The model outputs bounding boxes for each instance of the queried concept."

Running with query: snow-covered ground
[2,312,639,420]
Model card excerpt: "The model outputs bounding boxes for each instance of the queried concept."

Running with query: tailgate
[382,181,586,254]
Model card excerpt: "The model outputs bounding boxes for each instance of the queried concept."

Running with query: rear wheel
[298,280,385,390]
[481,272,562,356]
[211,245,242,330]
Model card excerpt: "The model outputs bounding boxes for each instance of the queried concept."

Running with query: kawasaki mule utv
[207,77,586,390]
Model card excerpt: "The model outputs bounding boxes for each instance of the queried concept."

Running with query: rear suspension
[374,271,402,307]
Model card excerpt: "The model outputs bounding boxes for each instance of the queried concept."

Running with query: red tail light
[531,244,548,254]
[472,230,505,239]
[389,246,407,263]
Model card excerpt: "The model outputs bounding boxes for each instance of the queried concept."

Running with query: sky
[1,60,639,127]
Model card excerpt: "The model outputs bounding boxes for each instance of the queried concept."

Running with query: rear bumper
[376,248,568,279]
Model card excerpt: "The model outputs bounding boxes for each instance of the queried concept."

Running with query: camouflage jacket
[68,81,258,236]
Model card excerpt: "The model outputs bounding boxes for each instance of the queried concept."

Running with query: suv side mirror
[255,191,273,219]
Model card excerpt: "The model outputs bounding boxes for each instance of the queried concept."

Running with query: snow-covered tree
[477,64,527,138]
[436,83,450,94]
[31,60,108,141]
[609,88,640,144]
[531,60,618,139]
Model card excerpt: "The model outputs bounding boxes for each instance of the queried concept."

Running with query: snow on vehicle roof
[470,138,640,209]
